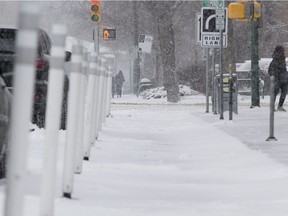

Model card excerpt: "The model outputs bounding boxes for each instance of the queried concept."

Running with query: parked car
[0,76,11,179]
[236,58,273,95]
[0,26,51,128]
[0,26,68,129]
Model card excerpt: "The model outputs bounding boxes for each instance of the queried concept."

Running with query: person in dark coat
[114,70,125,97]
[268,45,288,111]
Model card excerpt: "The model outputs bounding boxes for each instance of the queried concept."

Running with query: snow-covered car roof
[237,58,273,71]
[140,78,151,83]
[0,25,17,29]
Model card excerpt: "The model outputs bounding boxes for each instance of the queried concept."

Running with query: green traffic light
[91,14,99,22]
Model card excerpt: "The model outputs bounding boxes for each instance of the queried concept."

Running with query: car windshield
[0,29,16,54]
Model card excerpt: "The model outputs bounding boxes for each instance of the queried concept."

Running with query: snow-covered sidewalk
[1,95,288,216]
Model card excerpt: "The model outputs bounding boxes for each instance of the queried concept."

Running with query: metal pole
[250,3,260,107]
[40,24,67,216]
[266,76,277,141]
[4,3,40,216]
[62,44,83,199]
[229,64,233,120]
[219,29,224,120]
[205,48,210,113]
[212,48,216,114]
[94,26,99,53]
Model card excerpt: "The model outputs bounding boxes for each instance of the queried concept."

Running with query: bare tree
[145,1,182,102]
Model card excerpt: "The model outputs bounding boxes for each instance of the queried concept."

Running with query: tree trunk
[158,14,180,103]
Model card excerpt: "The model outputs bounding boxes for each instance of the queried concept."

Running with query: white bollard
[40,24,67,216]
[94,58,106,138]
[89,57,102,145]
[83,53,99,160]
[74,50,88,174]
[106,66,113,117]
[101,67,109,124]
[62,44,83,199]
[4,2,40,216]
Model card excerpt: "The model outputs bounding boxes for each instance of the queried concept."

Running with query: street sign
[202,0,210,7]
[203,0,217,7]
[216,0,224,10]
[138,34,153,53]
[216,0,225,30]
[201,7,228,48]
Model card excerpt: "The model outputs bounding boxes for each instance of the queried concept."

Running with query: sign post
[138,34,153,53]
[216,0,225,119]
[205,48,210,113]
[200,1,227,118]
[200,7,228,48]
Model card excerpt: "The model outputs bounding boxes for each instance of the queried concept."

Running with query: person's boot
[277,106,287,112]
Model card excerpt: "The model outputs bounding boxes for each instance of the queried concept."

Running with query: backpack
[268,61,274,76]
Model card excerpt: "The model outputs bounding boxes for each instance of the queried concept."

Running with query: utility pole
[228,0,261,107]
[133,1,141,95]
[250,1,260,107]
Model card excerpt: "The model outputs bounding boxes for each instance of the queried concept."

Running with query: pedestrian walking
[114,70,125,97]
[268,45,288,111]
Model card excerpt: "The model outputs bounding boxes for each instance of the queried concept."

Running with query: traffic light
[228,2,245,19]
[103,28,109,39]
[228,0,261,20]
[103,28,116,40]
[253,1,261,18]
[90,0,101,24]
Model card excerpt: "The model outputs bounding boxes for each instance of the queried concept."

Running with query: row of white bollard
[60,48,113,203]
[4,3,113,216]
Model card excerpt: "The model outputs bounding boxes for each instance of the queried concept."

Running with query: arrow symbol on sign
[205,14,216,30]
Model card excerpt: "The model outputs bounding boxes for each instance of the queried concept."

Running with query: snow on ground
[1,93,288,216]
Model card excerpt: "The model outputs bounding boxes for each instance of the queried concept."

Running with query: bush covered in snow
[140,85,201,100]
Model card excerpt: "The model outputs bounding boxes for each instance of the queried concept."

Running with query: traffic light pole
[250,17,260,107]
[94,26,99,53]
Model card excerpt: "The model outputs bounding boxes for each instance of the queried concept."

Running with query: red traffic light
[91,4,99,12]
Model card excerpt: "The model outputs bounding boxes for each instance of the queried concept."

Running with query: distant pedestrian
[268,45,288,111]
[114,70,125,97]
